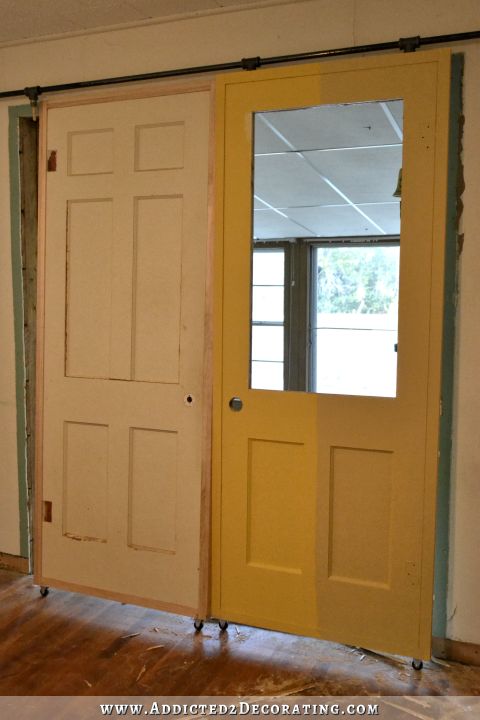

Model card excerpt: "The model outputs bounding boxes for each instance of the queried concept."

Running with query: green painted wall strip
[8,104,32,559]
[432,54,463,639]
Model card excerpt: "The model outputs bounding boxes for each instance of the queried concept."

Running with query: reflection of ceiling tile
[253,101,403,239]
[286,205,386,237]
[254,202,401,238]
[386,100,404,132]
[254,209,315,239]
[357,202,400,235]
[304,146,402,204]
[254,117,288,154]
[261,102,402,151]
[255,154,341,208]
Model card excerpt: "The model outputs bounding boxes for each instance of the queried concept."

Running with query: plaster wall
[0,0,478,643]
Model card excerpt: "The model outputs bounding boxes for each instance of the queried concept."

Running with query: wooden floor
[1,570,480,696]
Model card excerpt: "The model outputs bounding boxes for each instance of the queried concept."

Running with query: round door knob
[229,397,243,411]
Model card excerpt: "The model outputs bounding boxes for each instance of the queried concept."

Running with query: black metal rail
[0,29,478,109]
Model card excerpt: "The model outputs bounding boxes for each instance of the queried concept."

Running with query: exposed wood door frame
[8,106,40,568]
[19,117,39,570]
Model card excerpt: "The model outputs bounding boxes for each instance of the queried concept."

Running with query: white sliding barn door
[36,87,211,614]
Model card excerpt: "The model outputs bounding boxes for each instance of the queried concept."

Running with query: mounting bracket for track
[24,86,42,121]
[399,36,421,53]
[241,56,262,71]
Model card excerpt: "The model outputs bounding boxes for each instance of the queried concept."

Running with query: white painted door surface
[37,89,211,613]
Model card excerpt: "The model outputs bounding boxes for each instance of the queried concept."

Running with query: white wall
[0,0,479,643]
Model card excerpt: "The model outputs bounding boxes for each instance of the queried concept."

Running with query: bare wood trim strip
[36,576,197,617]
[197,82,215,620]
[0,553,29,574]
[210,76,227,618]
[43,79,212,110]
[19,117,39,567]
[33,101,48,584]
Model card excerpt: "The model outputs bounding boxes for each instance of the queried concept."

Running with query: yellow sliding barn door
[36,87,211,614]
[212,51,452,659]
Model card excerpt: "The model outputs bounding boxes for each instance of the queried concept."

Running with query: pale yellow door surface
[212,51,452,658]
[37,88,211,614]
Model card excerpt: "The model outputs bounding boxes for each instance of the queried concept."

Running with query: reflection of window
[251,238,399,397]
[251,247,285,390]
[312,244,399,397]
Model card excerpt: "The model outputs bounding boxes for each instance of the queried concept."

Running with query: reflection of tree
[316,246,399,314]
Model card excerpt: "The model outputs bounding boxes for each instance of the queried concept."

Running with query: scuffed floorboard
[1,571,479,696]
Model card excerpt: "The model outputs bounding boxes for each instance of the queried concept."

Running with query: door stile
[197,83,217,620]
[34,100,48,584]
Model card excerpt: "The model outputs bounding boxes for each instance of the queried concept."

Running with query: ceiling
[254,100,403,240]
[0,0,297,46]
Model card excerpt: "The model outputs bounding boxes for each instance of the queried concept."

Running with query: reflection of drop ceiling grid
[253,101,403,239]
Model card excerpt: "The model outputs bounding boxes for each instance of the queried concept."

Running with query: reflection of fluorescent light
[255,144,402,156]
[257,114,387,235]
[254,194,289,218]
[380,102,403,141]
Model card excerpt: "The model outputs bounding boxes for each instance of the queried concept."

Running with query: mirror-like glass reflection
[250,100,403,397]
[312,244,399,396]
[251,248,285,391]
